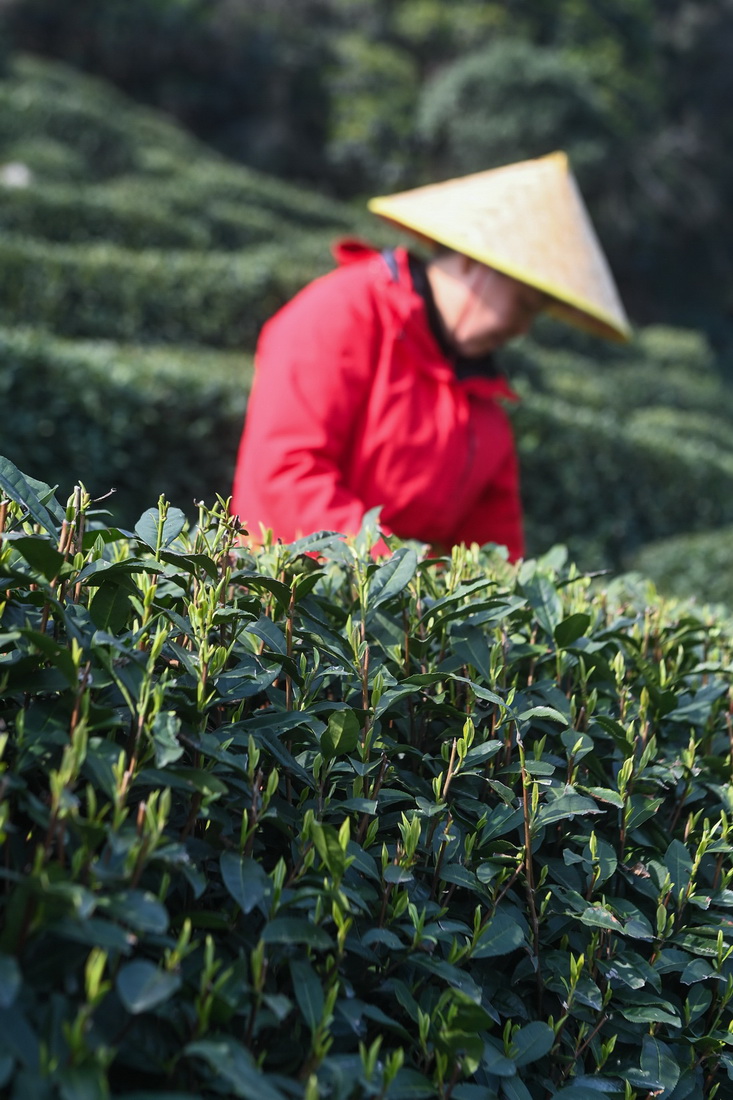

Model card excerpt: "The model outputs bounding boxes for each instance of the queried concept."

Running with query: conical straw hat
[368,151,631,342]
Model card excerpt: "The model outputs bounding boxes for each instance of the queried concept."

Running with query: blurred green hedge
[4,319,733,570]
[0,177,362,251]
[517,391,733,568]
[629,526,733,609]
[2,51,732,586]
[0,325,249,522]
[0,232,334,347]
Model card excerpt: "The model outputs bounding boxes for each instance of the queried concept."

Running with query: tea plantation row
[2,456,733,1098]
[2,312,732,589]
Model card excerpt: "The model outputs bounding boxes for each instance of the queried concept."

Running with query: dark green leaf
[134,506,187,550]
[0,455,59,535]
[152,711,184,768]
[321,709,360,759]
[290,958,323,1032]
[501,1077,533,1100]
[481,1038,516,1077]
[554,613,591,647]
[185,1039,287,1100]
[104,891,169,935]
[89,582,133,633]
[639,1036,680,1095]
[472,909,525,958]
[536,791,602,827]
[220,853,270,915]
[522,574,562,637]
[6,535,66,580]
[367,547,418,611]
[261,918,333,950]
[116,960,181,1014]
[510,1021,554,1067]
[0,955,21,1009]
[664,839,693,894]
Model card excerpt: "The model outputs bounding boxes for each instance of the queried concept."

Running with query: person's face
[450,260,548,356]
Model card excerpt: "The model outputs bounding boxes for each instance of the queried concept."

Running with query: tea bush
[2,455,733,1099]
[630,526,733,609]
[0,326,249,522]
[516,392,733,566]
[0,185,216,250]
[0,233,333,348]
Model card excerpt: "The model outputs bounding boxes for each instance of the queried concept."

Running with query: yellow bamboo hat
[368,151,631,342]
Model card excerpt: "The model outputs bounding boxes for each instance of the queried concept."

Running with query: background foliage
[2,0,733,340]
[0,19,731,603]
[2,459,733,1098]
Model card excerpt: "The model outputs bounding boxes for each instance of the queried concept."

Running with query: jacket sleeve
[231,268,383,543]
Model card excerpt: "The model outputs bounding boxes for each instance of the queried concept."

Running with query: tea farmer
[230,152,630,559]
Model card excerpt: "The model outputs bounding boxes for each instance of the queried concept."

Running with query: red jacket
[231,242,524,559]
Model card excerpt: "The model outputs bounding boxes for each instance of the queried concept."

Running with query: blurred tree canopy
[1,0,732,345]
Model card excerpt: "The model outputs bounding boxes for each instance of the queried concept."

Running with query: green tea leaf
[134,506,187,550]
[152,711,184,768]
[472,908,525,958]
[220,853,270,915]
[554,612,591,647]
[290,958,323,1032]
[0,955,21,1010]
[185,1039,287,1100]
[116,960,181,1014]
[0,455,59,535]
[261,918,333,950]
[367,547,418,611]
[89,582,133,633]
[664,839,693,894]
[511,1021,554,1067]
[321,709,360,759]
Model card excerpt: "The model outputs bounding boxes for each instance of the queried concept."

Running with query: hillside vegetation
[0,53,732,602]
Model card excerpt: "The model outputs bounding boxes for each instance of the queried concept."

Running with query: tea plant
[1,454,733,1099]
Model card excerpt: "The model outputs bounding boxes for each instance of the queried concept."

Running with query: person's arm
[231,270,382,543]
